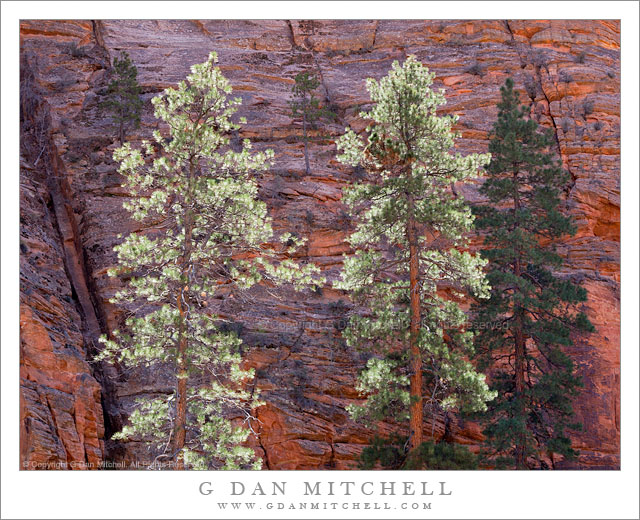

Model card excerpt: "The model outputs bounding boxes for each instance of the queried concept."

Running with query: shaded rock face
[19,57,107,469]
[19,19,619,469]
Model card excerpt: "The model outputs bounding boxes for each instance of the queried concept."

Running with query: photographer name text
[199,480,452,497]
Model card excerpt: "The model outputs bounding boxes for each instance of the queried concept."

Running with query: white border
[2,2,638,519]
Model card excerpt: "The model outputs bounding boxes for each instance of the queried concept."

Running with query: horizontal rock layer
[19,19,619,469]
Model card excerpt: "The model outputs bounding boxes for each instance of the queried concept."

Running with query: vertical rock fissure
[371,20,379,50]
[285,20,299,50]
[508,18,576,194]
[41,389,69,462]
[504,19,526,67]
[328,437,336,468]
[311,52,334,110]
[258,434,272,470]
[504,20,517,47]
[21,57,121,458]
[47,118,122,443]
[91,20,109,58]
[534,71,576,193]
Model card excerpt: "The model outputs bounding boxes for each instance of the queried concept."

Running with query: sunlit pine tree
[98,53,321,470]
[335,56,495,460]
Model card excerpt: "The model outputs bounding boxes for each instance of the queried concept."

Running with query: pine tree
[472,78,594,469]
[289,71,335,175]
[97,53,321,470]
[335,56,495,459]
[359,434,479,470]
[101,51,143,145]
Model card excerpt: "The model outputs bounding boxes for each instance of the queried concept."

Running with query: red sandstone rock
[19,19,619,470]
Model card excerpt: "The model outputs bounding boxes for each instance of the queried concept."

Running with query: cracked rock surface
[20,19,619,469]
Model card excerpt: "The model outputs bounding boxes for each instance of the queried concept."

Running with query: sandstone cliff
[19,19,620,469]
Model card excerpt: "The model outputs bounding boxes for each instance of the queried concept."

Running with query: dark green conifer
[101,51,143,145]
[289,71,335,175]
[358,434,478,470]
[473,78,594,469]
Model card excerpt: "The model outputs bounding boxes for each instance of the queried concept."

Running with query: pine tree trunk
[119,120,124,146]
[513,169,527,470]
[173,161,195,469]
[514,303,527,469]
[174,288,188,469]
[303,114,310,175]
[407,195,423,453]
